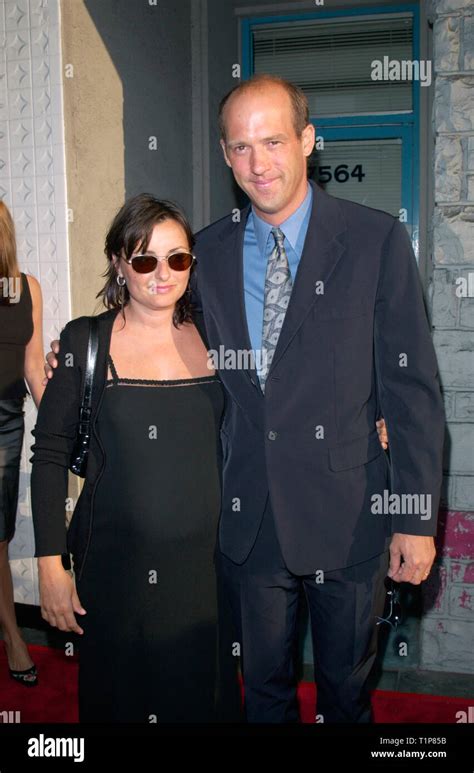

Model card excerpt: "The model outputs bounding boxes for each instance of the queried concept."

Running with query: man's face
[220,86,315,224]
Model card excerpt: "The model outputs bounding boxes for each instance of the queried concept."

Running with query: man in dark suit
[192,74,445,723]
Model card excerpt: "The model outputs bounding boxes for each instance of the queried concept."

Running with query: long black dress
[76,354,231,722]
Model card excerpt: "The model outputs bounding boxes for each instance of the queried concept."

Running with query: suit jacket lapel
[214,204,261,388]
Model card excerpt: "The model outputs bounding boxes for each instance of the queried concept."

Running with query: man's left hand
[388,534,436,585]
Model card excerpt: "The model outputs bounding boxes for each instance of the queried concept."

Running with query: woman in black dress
[0,200,46,686]
[31,195,240,721]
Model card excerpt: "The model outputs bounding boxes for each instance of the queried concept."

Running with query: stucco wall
[60,0,125,317]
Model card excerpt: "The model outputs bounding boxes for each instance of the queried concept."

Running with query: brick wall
[422,0,474,673]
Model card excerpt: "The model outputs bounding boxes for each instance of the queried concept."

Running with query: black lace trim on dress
[106,353,218,387]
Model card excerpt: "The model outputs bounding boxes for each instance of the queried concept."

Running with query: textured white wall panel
[0,0,71,605]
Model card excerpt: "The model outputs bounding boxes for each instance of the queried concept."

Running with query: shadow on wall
[84,0,193,215]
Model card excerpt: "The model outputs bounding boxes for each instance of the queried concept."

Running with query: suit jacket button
[268,430,278,440]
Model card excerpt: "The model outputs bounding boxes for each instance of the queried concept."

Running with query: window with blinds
[252,16,414,116]
[308,139,402,216]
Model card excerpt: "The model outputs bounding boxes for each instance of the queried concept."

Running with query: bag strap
[78,317,99,436]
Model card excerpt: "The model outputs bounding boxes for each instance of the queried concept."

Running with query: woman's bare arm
[24,274,46,407]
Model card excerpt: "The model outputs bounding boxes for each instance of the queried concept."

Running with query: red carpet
[0,642,79,723]
[0,643,471,723]
[296,681,473,724]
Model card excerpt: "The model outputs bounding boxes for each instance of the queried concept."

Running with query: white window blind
[253,15,414,116]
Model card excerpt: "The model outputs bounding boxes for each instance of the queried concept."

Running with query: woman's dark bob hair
[97,193,195,327]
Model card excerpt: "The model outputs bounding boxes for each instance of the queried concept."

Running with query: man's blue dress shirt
[243,182,313,358]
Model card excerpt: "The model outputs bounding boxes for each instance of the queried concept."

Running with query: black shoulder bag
[69,317,99,477]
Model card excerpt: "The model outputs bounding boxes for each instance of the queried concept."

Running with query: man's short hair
[218,74,310,142]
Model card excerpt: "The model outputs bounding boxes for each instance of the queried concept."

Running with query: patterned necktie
[260,227,293,392]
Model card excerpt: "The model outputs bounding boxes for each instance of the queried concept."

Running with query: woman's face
[115,219,192,314]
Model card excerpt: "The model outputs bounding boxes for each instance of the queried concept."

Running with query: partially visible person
[0,200,45,686]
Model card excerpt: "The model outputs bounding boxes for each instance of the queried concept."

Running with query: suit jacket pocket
[328,429,383,471]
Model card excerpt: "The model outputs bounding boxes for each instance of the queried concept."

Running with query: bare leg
[0,540,35,679]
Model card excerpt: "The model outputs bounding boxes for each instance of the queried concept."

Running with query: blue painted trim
[314,123,410,140]
[241,4,418,29]
[241,19,252,80]
[314,114,413,127]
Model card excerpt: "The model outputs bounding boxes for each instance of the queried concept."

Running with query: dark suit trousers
[217,498,389,723]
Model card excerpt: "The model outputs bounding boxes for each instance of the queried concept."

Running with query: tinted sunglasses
[124,250,195,273]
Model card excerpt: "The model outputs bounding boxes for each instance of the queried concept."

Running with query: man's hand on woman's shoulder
[42,339,60,384]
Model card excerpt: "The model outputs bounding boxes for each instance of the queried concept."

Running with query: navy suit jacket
[193,181,445,573]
